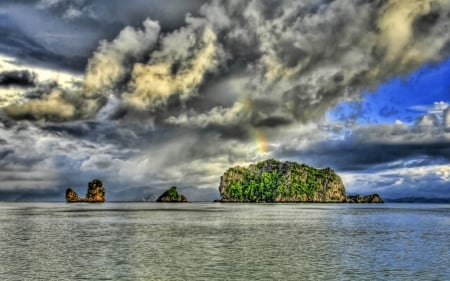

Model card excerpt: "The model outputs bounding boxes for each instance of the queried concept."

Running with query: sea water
[0,203,448,281]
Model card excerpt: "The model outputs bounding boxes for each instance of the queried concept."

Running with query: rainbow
[252,129,268,154]
[239,96,269,155]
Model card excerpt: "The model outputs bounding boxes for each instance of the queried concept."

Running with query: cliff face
[66,179,105,203]
[85,179,105,202]
[156,186,188,202]
[219,159,346,203]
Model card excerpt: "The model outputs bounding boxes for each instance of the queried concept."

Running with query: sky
[0,0,449,201]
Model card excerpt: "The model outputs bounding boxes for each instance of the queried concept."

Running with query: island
[346,194,384,203]
[217,159,383,203]
[66,179,105,203]
[156,186,188,202]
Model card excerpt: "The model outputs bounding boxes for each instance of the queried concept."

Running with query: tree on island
[218,159,383,203]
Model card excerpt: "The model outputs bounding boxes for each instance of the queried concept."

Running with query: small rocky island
[156,186,188,202]
[66,179,105,203]
[217,159,383,203]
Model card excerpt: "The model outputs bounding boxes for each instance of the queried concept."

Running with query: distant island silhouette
[156,186,188,202]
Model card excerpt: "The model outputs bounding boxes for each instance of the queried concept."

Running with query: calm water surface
[0,203,449,280]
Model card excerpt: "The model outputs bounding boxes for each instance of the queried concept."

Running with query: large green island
[217,159,382,203]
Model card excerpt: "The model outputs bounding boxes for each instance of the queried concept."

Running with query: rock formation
[217,159,383,203]
[156,186,188,202]
[66,188,82,202]
[65,179,105,203]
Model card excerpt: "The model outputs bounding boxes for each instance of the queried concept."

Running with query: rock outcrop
[346,194,384,203]
[66,188,82,202]
[156,186,188,202]
[218,159,346,203]
[65,179,105,203]
[218,159,383,203]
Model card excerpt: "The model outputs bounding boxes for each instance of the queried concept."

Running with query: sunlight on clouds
[436,166,450,181]
[0,54,82,109]
[84,19,160,96]
[0,88,21,108]
[375,0,450,76]
[165,102,245,128]
[5,88,76,120]
[378,0,430,64]
[123,28,218,109]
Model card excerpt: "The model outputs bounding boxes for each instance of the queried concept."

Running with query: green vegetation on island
[219,159,347,203]
[156,186,188,202]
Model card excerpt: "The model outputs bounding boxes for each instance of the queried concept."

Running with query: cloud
[4,88,77,121]
[0,70,36,88]
[124,26,220,109]
[275,102,450,173]
[8,18,163,121]
[0,120,137,199]
[377,0,432,67]
[444,106,450,130]
[142,0,450,128]
[62,5,83,20]
[270,106,450,198]
[341,163,450,198]
[166,102,246,128]
[4,0,450,124]
[0,0,206,72]
[0,117,260,201]
[0,12,86,70]
[84,19,161,95]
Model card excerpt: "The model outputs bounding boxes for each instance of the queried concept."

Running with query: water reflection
[0,203,449,280]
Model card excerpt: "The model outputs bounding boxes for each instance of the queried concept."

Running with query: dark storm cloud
[35,0,206,29]
[0,0,206,71]
[23,80,58,99]
[4,0,450,126]
[0,14,86,70]
[280,140,450,172]
[0,70,36,87]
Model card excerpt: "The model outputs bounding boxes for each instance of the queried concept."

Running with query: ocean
[0,203,448,281]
